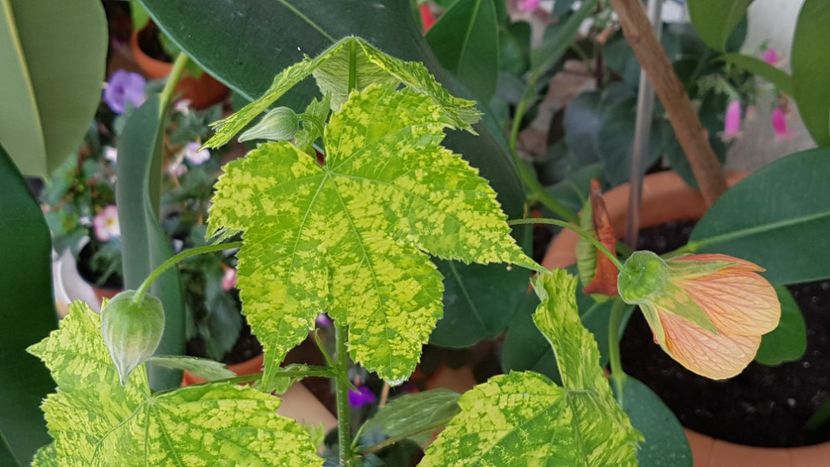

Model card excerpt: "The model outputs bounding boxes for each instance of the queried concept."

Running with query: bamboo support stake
[609,0,727,206]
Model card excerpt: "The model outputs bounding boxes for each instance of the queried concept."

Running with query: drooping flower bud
[239,107,299,143]
[618,252,780,380]
[101,291,165,385]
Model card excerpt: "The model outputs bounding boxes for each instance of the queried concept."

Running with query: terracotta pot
[542,170,830,466]
[129,27,228,110]
[181,353,337,431]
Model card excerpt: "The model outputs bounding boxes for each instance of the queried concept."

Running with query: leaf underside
[209,83,536,385]
[27,302,319,466]
[421,270,640,466]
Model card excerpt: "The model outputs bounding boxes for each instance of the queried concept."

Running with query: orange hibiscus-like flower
[617,251,781,380]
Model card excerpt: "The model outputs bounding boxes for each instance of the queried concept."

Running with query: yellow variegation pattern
[421,270,641,466]
[27,302,320,466]
[203,36,479,149]
[209,84,538,385]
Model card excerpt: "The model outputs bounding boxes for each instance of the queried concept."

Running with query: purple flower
[518,0,540,12]
[103,70,146,114]
[722,100,742,140]
[347,385,376,408]
[771,106,793,140]
[315,313,332,328]
[183,142,211,165]
[761,48,780,67]
[221,267,237,291]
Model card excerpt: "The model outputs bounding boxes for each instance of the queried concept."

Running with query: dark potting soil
[620,219,830,447]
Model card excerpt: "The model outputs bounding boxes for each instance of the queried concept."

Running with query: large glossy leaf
[620,377,691,467]
[792,0,830,147]
[687,0,752,51]
[0,0,106,177]
[28,302,319,466]
[422,270,641,465]
[426,0,499,101]
[115,97,185,390]
[140,0,530,353]
[0,145,56,465]
[430,262,530,348]
[209,84,538,386]
[755,286,806,366]
[689,148,830,284]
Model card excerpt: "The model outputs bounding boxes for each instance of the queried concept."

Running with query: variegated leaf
[27,302,319,466]
[209,83,538,386]
[204,36,480,149]
[421,270,641,466]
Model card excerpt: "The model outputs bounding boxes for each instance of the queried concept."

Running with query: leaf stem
[132,241,242,304]
[508,218,624,270]
[334,322,355,466]
[158,52,189,116]
[608,299,627,405]
[313,329,336,368]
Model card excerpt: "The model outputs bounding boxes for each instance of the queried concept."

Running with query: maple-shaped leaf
[209,83,539,385]
[421,270,641,466]
[204,36,480,149]
[27,302,320,466]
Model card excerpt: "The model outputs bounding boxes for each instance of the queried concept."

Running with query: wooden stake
[609,0,727,206]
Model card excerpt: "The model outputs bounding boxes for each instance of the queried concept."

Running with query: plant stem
[158,52,189,116]
[608,299,627,405]
[334,322,354,466]
[609,0,727,206]
[508,218,624,270]
[313,330,336,368]
[132,241,242,304]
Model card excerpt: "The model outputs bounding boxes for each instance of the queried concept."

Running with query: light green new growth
[203,36,480,149]
[421,270,641,466]
[209,83,539,386]
[27,302,320,466]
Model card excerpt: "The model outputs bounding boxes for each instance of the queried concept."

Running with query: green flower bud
[617,251,669,305]
[101,291,164,385]
[239,107,299,142]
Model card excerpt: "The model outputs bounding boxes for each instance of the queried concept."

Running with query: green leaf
[204,37,480,149]
[430,261,530,348]
[0,0,107,177]
[687,0,752,51]
[620,377,692,467]
[756,286,807,366]
[792,0,830,146]
[115,96,185,390]
[0,145,56,465]
[426,0,499,101]
[210,84,537,385]
[544,163,604,215]
[422,270,640,465]
[30,443,57,467]
[598,99,667,185]
[27,302,320,466]
[147,355,236,381]
[530,0,597,75]
[139,1,532,343]
[356,389,460,450]
[723,53,793,95]
[689,148,830,284]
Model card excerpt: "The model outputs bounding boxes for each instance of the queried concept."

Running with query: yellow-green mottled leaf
[204,37,480,149]
[27,302,320,466]
[31,443,57,467]
[209,83,537,385]
[421,270,640,466]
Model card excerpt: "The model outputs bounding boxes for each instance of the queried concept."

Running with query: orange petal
[672,253,764,273]
[659,311,760,380]
[677,270,780,336]
[583,179,618,296]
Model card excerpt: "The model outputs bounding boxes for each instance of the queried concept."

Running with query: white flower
[174,99,192,115]
[104,146,118,163]
[183,142,210,165]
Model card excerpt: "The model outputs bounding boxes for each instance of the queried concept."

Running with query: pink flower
[771,106,793,140]
[518,0,540,12]
[761,48,780,67]
[103,146,118,163]
[183,142,211,165]
[221,267,237,291]
[93,205,120,242]
[618,252,780,380]
[722,100,742,140]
